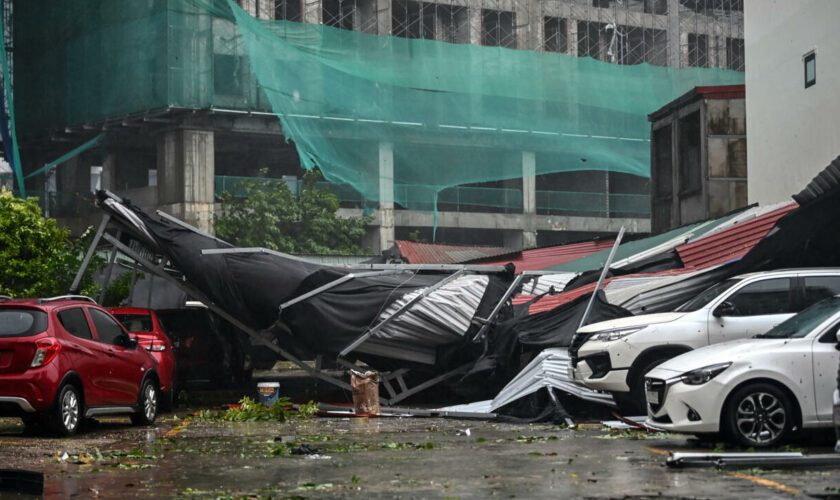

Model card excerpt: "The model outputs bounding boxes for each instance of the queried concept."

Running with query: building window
[804,51,816,88]
[275,0,303,22]
[544,17,567,53]
[687,33,708,68]
[726,37,745,71]
[678,111,702,194]
[323,0,355,30]
[481,9,516,49]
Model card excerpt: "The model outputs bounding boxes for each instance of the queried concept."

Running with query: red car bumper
[0,363,62,416]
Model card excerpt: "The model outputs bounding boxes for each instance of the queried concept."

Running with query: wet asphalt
[0,414,838,499]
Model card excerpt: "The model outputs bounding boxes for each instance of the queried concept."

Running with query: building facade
[744,0,840,205]
[12,0,744,254]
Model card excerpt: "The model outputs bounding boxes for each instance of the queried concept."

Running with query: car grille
[645,377,666,413]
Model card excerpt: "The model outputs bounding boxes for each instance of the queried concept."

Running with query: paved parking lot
[1,414,838,498]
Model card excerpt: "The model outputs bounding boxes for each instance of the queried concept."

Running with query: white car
[573,269,840,412]
[644,296,840,447]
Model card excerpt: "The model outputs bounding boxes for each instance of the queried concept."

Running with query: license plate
[646,390,659,405]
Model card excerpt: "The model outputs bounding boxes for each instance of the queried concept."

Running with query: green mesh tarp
[14,0,744,211]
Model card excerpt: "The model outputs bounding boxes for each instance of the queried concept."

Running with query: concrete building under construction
[10,0,744,254]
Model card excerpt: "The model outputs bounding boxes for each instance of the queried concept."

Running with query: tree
[215,170,369,255]
[0,190,97,297]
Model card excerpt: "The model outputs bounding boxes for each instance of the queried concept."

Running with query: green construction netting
[14,0,744,212]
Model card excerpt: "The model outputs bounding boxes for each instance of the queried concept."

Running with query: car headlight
[679,362,731,385]
[593,327,644,342]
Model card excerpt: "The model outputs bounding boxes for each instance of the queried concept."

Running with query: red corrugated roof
[676,203,797,269]
[395,240,509,265]
[476,239,616,271]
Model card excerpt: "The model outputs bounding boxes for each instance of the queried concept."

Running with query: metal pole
[471,273,525,342]
[97,230,121,304]
[578,226,625,330]
[69,214,110,293]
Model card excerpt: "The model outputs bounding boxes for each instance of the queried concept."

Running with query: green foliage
[102,271,142,307]
[215,170,369,255]
[197,396,318,423]
[0,191,98,297]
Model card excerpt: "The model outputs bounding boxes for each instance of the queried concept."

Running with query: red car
[109,307,176,410]
[0,296,161,436]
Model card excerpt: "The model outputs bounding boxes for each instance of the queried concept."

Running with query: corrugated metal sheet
[793,155,840,206]
[488,348,615,409]
[676,202,797,269]
[395,240,508,264]
[477,240,616,271]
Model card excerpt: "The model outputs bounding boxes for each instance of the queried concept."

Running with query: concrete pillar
[303,0,322,24]
[257,0,274,19]
[522,151,537,249]
[377,142,395,253]
[679,32,690,67]
[156,129,215,233]
[468,6,482,45]
[376,0,391,35]
[667,0,680,67]
[101,152,117,192]
[240,0,257,16]
[567,18,578,56]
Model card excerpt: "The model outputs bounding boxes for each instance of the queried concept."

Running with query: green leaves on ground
[197,396,317,423]
[215,170,369,255]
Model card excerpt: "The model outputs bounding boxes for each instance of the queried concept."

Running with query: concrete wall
[745,0,840,204]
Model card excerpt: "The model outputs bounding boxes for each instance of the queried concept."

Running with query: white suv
[573,269,840,413]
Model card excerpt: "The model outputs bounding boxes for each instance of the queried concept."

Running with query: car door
[55,307,108,406]
[812,323,840,422]
[87,308,144,405]
[707,278,795,344]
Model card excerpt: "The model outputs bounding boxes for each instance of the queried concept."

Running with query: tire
[723,382,795,448]
[623,357,673,415]
[131,379,158,426]
[46,384,83,437]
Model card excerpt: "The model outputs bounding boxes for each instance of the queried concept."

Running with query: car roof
[108,307,154,315]
[733,268,840,281]
[0,298,98,310]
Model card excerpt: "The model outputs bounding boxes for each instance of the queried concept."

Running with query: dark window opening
[577,21,605,61]
[653,125,673,199]
[544,17,567,53]
[680,0,743,13]
[804,52,816,88]
[214,54,243,96]
[688,33,708,68]
[481,9,516,49]
[323,0,355,30]
[678,111,701,194]
[592,0,611,7]
[726,37,745,71]
[392,0,437,40]
[275,0,303,21]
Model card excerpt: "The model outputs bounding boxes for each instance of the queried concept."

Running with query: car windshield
[0,309,48,337]
[675,279,741,312]
[113,313,153,332]
[756,296,840,339]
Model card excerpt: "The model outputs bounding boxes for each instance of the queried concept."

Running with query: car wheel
[131,379,158,426]
[46,384,82,437]
[723,383,794,448]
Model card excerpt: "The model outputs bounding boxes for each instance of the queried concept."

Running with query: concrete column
[667,0,680,67]
[377,142,395,254]
[522,151,537,249]
[376,0,391,35]
[567,17,578,56]
[101,152,117,192]
[240,0,257,16]
[303,0,322,24]
[257,0,274,19]
[156,129,216,233]
[716,35,727,69]
[468,6,482,45]
[679,32,690,67]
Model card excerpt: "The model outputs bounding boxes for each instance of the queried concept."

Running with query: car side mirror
[713,301,736,318]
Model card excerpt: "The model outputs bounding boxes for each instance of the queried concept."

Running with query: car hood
[578,312,687,334]
[650,338,792,375]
